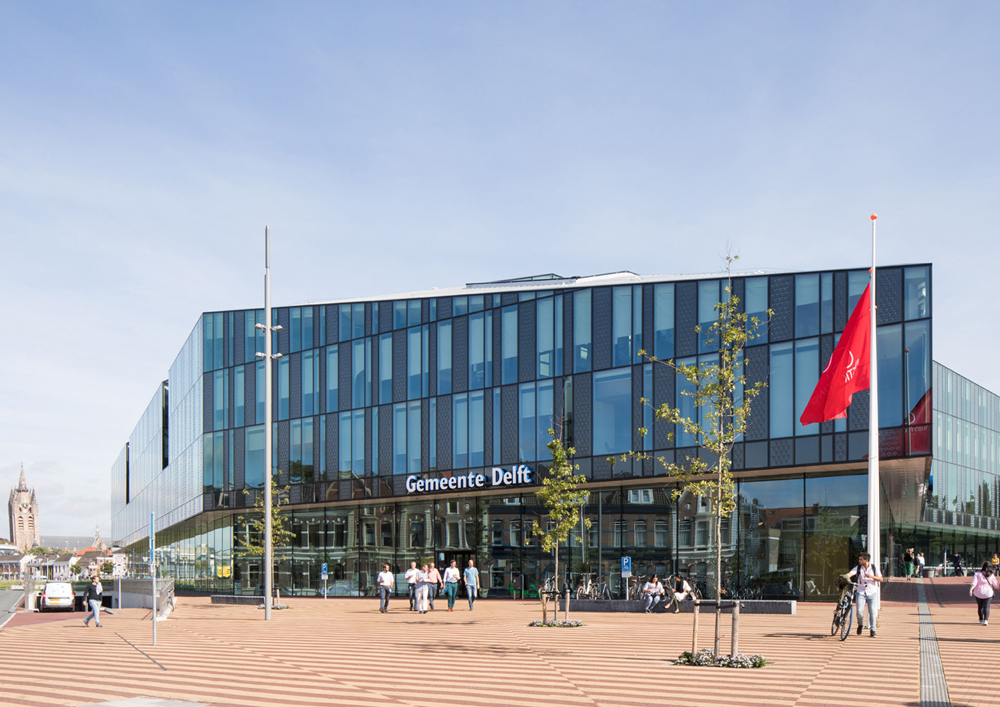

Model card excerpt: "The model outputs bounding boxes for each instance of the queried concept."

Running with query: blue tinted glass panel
[278,358,289,421]
[214,370,225,430]
[437,321,452,394]
[493,389,501,463]
[422,324,429,397]
[302,351,315,415]
[470,313,485,389]
[353,409,365,473]
[290,419,302,483]
[407,327,421,399]
[519,383,536,462]
[484,311,493,387]
[203,434,214,492]
[370,408,377,474]
[745,278,768,343]
[573,290,591,372]
[235,366,245,424]
[407,300,421,327]
[352,340,366,408]
[454,297,468,316]
[537,297,553,378]
[393,302,406,330]
[301,418,314,483]
[878,324,903,428]
[339,305,352,341]
[290,308,301,353]
[904,320,931,423]
[502,306,518,384]
[339,412,352,473]
[393,403,406,474]
[470,390,484,467]
[769,342,793,438]
[633,285,642,356]
[612,286,632,367]
[698,280,720,353]
[203,314,214,372]
[379,334,392,402]
[653,284,674,359]
[470,295,484,313]
[593,368,632,454]
[795,274,820,338]
[244,311,256,363]
[821,273,833,334]
[407,401,420,474]
[643,364,652,451]
[536,380,553,461]
[848,271,868,316]
[794,338,819,436]
[352,303,365,339]
[904,266,930,320]
[302,307,313,350]
[256,361,265,421]
[326,345,338,412]
[554,295,563,376]
[245,425,265,488]
[454,393,468,468]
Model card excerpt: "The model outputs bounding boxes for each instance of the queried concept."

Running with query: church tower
[8,466,40,552]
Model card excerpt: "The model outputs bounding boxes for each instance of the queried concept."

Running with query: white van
[39,582,75,611]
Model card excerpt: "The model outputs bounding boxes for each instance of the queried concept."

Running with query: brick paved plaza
[0,577,994,707]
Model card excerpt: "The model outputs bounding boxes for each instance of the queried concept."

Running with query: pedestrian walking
[642,574,665,613]
[377,563,394,613]
[992,553,999,571]
[970,562,1000,625]
[463,559,479,610]
[416,563,431,614]
[668,574,693,613]
[953,552,964,577]
[902,548,915,581]
[443,559,461,611]
[426,562,443,611]
[847,552,883,637]
[405,560,419,611]
[83,576,103,628]
[916,552,926,578]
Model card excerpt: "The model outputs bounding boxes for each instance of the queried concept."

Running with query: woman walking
[416,563,431,614]
[443,560,461,611]
[902,548,915,581]
[970,561,1000,625]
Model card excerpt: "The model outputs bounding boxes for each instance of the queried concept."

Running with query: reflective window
[454,393,469,468]
[847,270,868,316]
[877,324,903,428]
[470,390,484,467]
[698,281,720,353]
[633,285,643,356]
[453,297,468,316]
[820,273,833,334]
[393,403,406,474]
[370,408,378,474]
[502,306,518,384]
[484,311,493,387]
[290,308,301,353]
[326,345,338,413]
[278,358,289,421]
[795,274,820,338]
[235,366,245,424]
[770,343,793,438]
[675,357,697,447]
[352,340,366,409]
[245,310,264,364]
[904,266,930,320]
[536,380,553,461]
[573,290,591,372]
[203,431,224,492]
[653,283,674,359]
[407,300,421,327]
[794,338,819,436]
[437,321,452,394]
[393,301,406,330]
[302,307,314,349]
[354,409,365,474]
[643,363,653,451]
[470,312,485,389]
[407,327,422,399]
[353,303,365,339]
[612,286,632,367]
[493,389,501,463]
[593,368,632,455]
[256,361,265,422]
[339,412,352,475]
[554,294,563,376]
[519,383,536,461]
[904,320,931,424]
[379,334,392,402]
[537,297,554,378]
[245,425,265,488]
[303,350,319,415]
[745,277,768,343]
[213,370,226,430]
[407,401,420,474]
[339,304,352,341]
[290,418,315,483]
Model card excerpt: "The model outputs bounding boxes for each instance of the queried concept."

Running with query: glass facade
[110,265,999,599]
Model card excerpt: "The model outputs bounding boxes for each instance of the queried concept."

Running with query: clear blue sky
[1,2,997,536]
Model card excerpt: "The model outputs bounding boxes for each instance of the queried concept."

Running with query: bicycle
[831,576,857,641]
[576,573,597,600]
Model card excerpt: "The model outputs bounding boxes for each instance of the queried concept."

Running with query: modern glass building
[111,265,997,600]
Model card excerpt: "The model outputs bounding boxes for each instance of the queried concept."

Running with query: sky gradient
[1,2,998,537]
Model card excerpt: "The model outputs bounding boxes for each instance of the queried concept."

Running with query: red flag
[799,284,872,425]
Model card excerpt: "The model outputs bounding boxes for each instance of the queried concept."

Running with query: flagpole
[868,213,880,614]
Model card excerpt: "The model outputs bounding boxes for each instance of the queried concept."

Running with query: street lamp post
[256,226,282,620]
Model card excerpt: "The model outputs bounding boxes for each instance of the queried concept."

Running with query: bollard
[731,602,740,657]
[541,591,548,623]
[564,588,570,622]
[692,600,700,653]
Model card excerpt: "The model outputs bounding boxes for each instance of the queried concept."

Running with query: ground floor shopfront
[122,468,1000,602]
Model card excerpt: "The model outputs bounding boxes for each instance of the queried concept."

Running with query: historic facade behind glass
[110,265,996,601]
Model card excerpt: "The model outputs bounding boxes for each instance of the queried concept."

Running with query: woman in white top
[442,560,461,612]
[415,563,431,614]
[970,561,1000,625]
[642,574,665,613]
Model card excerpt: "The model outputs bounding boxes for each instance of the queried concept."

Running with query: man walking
[443,559,461,611]
[426,562,443,610]
[377,563,394,613]
[463,559,480,610]
[83,576,103,628]
[405,560,419,611]
[847,552,884,637]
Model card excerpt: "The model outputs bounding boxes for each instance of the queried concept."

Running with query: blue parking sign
[621,556,632,577]
[321,562,328,575]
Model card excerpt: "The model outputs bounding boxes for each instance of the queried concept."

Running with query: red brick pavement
[0,583,992,707]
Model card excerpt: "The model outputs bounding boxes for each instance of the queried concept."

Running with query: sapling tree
[236,474,295,597]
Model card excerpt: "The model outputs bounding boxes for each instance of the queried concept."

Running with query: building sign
[405,465,533,494]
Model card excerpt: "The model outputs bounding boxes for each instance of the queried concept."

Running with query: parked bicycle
[830,575,857,641]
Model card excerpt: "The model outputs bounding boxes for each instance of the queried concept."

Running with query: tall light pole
[256,226,282,620]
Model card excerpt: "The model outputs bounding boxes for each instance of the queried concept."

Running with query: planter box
[557,599,796,615]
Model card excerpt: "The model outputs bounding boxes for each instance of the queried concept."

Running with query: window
[339,304,352,341]
[628,489,653,504]
[491,521,503,546]
[302,350,320,415]
[245,310,264,364]
[537,297,554,378]
[407,327,422,399]
[795,274,820,338]
[409,520,425,548]
[654,520,668,548]
[381,522,393,547]
[393,402,421,474]
[535,381,553,462]
[235,366,245,424]
[428,399,437,470]
[695,521,709,547]
[326,345,338,412]
[612,286,632,367]
[454,393,469,468]
[679,520,692,547]
[634,520,647,548]
[519,383,535,462]
[653,284,674,358]
[770,343,793,438]
[256,361,266,422]
[289,418,315,483]
[821,273,833,334]
[794,338,819,436]
[745,277,768,343]
[613,520,626,548]
[470,312,485,389]
[332,520,347,548]
[353,303,365,339]
[437,321,452,394]
[698,280,720,353]
[502,306,518,384]
[379,334,392,402]
[245,425,265,489]
[277,358,289,420]
[573,290,591,372]
[904,266,930,320]
[593,369,631,454]
[352,340,367,408]
[509,521,522,547]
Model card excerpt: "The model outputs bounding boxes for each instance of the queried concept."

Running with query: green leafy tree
[236,474,295,562]
[101,561,114,576]
[532,429,591,602]
[632,256,770,655]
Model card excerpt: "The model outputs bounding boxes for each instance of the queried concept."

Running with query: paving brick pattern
[0,580,993,707]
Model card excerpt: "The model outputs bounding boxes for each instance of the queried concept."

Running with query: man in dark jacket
[83,576,103,627]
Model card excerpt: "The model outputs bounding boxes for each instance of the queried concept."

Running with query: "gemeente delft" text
[405,465,533,494]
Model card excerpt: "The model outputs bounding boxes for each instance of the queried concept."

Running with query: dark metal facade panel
[370,335,379,406]
[438,297,453,320]
[393,329,406,403]
[235,311,245,364]
[876,267,903,325]
[318,344,327,415]
[365,303,373,338]
[770,438,793,467]
[553,376,565,440]
[501,293,518,306]
[574,372,592,456]
[228,367,235,429]
[245,363,256,426]
[277,308,290,355]
[848,389,870,431]
[769,275,794,342]
[881,426,904,459]
[834,433,848,462]
[745,345,768,440]
[484,390,494,467]
[327,414,338,481]
[592,287,612,371]
[428,322,438,397]
[289,352,302,420]
[653,362,674,448]
[632,366,644,451]
[733,443,744,471]
[421,299,429,325]
[492,312,502,387]
[222,431,230,491]
[203,374,214,433]
[379,301,392,334]
[501,385,518,464]
[222,314,230,368]
[313,415,322,478]
[438,394,453,470]
[733,278,745,314]
[326,305,337,344]
[675,282,698,358]
[834,271,848,332]
[378,405,392,475]
[518,301,536,383]
[234,428,245,489]
[421,399,429,472]
[339,343,352,412]
[642,284,653,356]
[593,455,612,480]
[277,420,290,485]
[453,315,469,393]
[364,409,373,474]
[563,294,574,375]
